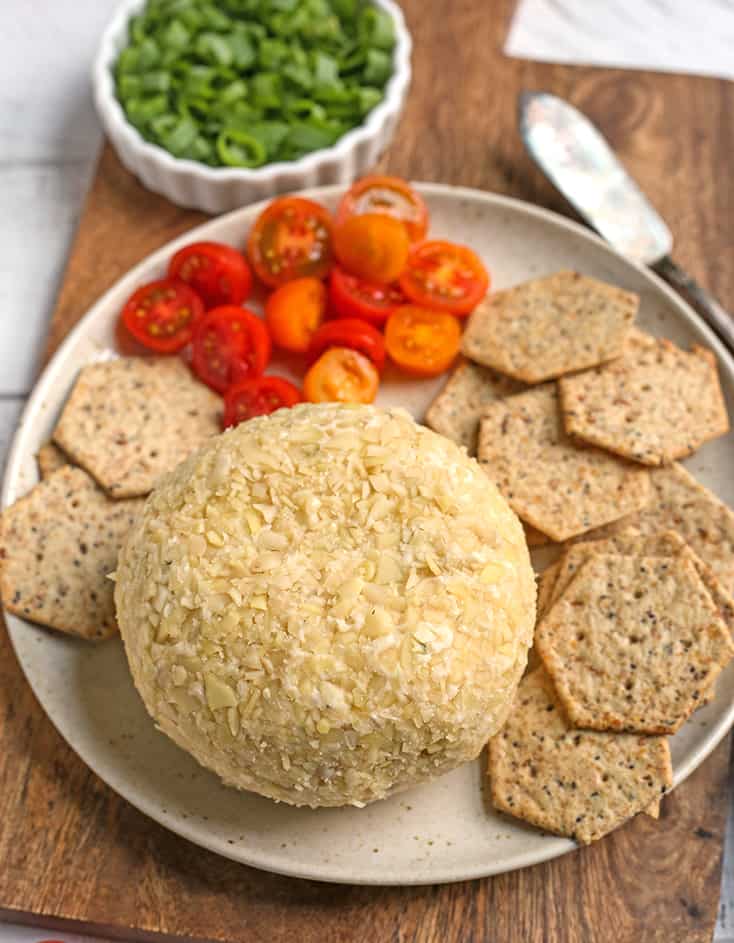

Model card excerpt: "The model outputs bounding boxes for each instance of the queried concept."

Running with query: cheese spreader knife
[518,91,734,352]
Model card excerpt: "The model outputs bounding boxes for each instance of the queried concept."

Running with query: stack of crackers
[425,270,734,843]
[0,357,220,640]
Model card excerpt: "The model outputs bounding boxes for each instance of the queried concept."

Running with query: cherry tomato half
[168,241,252,309]
[191,306,271,394]
[333,213,409,284]
[265,277,326,354]
[120,278,204,354]
[223,376,302,428]
[335,175,429,242]
[304,347,379,404]
[329,266,406,326]
[247,196,333,288]
[308,318,385,372]
[384,305,461,377]
[399,240,489,316]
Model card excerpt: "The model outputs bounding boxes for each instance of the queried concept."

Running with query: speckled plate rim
[3,183,734,885]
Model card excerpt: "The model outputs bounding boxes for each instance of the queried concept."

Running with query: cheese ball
[115,403,535,807]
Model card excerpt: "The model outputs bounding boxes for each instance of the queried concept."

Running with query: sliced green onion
[159,19,190,52]
[362,48,392,85]
[358,6,395,50]
[116,0,395,167]
[216,128,268,167]
[196,31,234,66]
[251,72,282,107]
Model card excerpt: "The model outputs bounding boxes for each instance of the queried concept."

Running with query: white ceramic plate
[3,185,734,886]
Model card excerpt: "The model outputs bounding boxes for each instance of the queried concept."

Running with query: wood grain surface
[2,1,733,940]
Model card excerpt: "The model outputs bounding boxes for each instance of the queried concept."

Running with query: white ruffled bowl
[93,0,412,214]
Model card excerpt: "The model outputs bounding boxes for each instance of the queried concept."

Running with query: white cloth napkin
[505,0,734,81]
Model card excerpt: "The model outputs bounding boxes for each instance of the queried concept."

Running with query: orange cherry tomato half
[399,240,489,316]
[168,241,252,309]
[191,306,271,394]
[222,376,302,428]
[328,266,406,326]
[120,278,204,354]
[247,196,333,288]
[384,305,462,377]
[335,175,429,242]
[303,347,379,404]
[333,213,410,284]
[265,277,326,354]
[308,318,385,372]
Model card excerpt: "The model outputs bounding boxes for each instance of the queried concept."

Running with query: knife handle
[654,255,734,354]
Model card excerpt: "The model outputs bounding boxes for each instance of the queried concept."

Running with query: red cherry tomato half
[120,278,204,354]
[223,376,302,428]
[265,277,326,353]
[399,240,490,316]
[168,241,252,309]
[308,318,385,372]
[191,306,271,394]
[335,175,429,242]
[329,266,406,326]
[246,196,333,288]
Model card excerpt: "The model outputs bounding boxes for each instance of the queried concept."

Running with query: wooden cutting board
[2,1,733,940]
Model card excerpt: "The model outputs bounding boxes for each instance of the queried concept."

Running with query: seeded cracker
[488,668,672,844]
[477,384,650,541]
[560,330,729,466]
[569,463,734,594]
[550,529,734,635]
[0,466,142,639]
[536,561,562,623]
[524,523,550,547]
[536,554,734,734]
[462,271,637,383]
[36,442,69,480]
[53,357,221,498]
[424,359,524,453]
[551,530,686,609]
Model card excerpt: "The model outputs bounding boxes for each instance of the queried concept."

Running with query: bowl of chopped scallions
[94,0,411,213]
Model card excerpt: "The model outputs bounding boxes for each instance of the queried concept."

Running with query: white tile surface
[505,0,734,80]
[0,0,116,163]
[0,1,733,940]
[0,162,96,394]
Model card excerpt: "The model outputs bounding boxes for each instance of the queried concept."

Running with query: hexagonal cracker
[559,330,729,466]
[536,553,734,734]
[476,384,650,542]
[53,357,221,498]
[487,668,672,844]
[462,270,637,383]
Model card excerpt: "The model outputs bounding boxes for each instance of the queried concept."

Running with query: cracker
[551,530,686,609]
[36,442,69,480]
[536,554,734,734]
[487,668,672,844]
[560,331,729,466]
[524,523,551,547]
[536,561,562,623]
[568,463,734,594]
[643,799,661,820]
[53,357,221,498]
[0,466,142,640]
[462,271,637,383]
[476,384,650,541]
[424,360,524,454]
[552,529,734,636]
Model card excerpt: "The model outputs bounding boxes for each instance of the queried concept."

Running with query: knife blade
[518,91,734,353]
